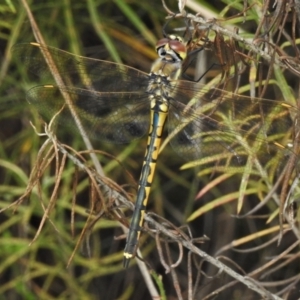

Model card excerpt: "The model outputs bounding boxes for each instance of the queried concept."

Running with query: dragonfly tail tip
[123,257,131,269]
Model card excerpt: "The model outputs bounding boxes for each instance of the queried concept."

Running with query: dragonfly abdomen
[123,99,169,268]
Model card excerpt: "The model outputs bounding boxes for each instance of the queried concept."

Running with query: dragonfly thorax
[147,71,178,103]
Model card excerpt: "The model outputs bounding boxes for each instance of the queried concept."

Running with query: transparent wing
[12,43,150,91]
[13,43,152,143]
[27,85,150,143]
[167,81,297,170]
[13,42,298,168]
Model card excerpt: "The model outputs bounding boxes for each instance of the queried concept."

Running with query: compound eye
[155,38,169,51]
[156,37,187,57]
[155,36,187,61]
[168,39,186,55]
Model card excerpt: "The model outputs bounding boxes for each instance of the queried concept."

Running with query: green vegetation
[1,0,300,299]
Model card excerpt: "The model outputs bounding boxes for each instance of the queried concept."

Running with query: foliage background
[1,0,300,299]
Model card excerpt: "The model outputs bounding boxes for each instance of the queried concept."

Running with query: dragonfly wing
[168,81,296,170]
[168,99,245,165]
[27,85,150,143]
[12,43,150,92]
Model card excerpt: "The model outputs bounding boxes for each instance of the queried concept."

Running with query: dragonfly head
[156,35,187,63]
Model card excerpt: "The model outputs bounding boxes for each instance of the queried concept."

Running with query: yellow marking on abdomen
[123,101,168,268]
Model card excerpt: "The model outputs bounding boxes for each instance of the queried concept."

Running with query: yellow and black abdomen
[123,96,169,268]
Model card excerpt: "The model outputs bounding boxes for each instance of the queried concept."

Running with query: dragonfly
[13,32,298,268]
